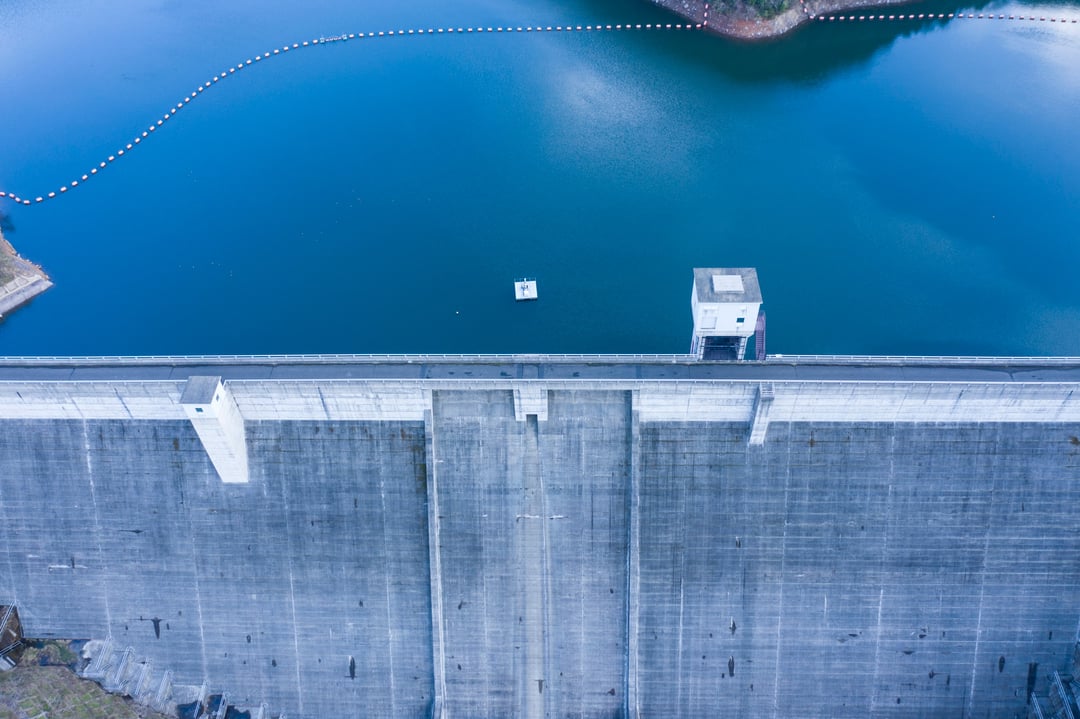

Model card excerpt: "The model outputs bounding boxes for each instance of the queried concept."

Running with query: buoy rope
[816,12,1080,23]
[0,22,702,207]
[799,0,1079,25]
[2,12,1076,207]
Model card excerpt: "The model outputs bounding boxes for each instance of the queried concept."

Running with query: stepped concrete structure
[0,354,1079,718]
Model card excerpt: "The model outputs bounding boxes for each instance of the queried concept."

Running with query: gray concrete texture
[0,377,1078,718]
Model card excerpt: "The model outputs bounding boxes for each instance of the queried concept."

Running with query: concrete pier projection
[0,355,1079,718]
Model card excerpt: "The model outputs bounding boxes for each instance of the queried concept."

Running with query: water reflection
[598,0,1006,83]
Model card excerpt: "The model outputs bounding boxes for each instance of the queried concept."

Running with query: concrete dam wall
[0,357,1078,718]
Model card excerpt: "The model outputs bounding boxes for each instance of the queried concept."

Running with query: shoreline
[651,0,921,38]
[0,230,53,320]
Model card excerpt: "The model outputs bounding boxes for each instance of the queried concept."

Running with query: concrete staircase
[81,637,281,719]
[0,605,21,671]
[1029,643,1080,719]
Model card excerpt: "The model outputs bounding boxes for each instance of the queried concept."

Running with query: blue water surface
[1,0,1078,355]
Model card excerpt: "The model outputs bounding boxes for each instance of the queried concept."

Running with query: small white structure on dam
[690,267,762,360]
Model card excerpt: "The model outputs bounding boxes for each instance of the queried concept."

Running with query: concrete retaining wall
[0,376,1078,718]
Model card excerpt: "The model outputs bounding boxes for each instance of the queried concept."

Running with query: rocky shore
[650,0,914,38]
[0,230,52,321]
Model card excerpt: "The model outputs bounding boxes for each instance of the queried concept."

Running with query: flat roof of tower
[693,268,761,304]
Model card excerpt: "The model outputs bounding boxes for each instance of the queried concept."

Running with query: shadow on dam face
[0,372,1079,718]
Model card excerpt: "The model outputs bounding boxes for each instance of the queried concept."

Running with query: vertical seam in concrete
[674,420,689,715]
[277,454,306,716]
[771,432,791,716]
[379,473,399,717]
[536,410,554,719]
[425,395,447,719]
[966,516,994,717]
[625,392,641,718]
[869,439,895,714]
[870,588,885,714]
[81,420,113,631]
[0,436,16,607]
[186,514,210,685]
[520,413,547,719]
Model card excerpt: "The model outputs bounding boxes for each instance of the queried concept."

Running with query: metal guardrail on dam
[3,353,1080,385]
[0,353,696,365]
[3,353,1080,366]
[768,354,1080,365]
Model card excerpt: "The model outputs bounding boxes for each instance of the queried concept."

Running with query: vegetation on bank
[0,252,14,287]
[0,641,173,719]
[716,0,790,19]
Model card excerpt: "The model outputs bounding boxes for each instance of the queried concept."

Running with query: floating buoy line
[0,12,1075,208]
[800,0,1080,24]
[0,22,708,208]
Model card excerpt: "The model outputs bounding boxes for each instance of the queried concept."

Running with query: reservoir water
[0,0,1078,356]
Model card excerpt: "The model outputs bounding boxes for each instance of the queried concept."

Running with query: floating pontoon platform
[514,278,538,301]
